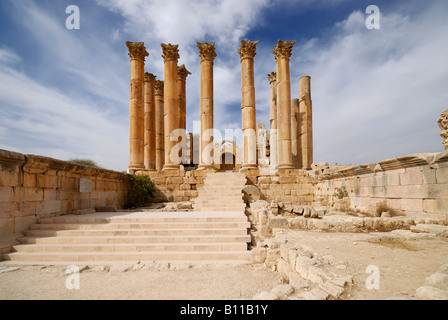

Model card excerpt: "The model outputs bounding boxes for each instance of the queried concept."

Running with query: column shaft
[197,42,217,169]
[161,43,180,171]
[238,40,258,169]
[144,73,157,171]
[126,41,148,172]
[154,80,165,171]
[177,65,191,165]
[272,40,295,170]
[299,76,313,169]
[291,98,301,169]
[268,72,278,171]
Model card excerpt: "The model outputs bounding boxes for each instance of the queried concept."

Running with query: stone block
[427,184,448,199]
[400,170,423,186]
[37,174,58,189]
[36,200,61,215]
[423,199,437,213]
[250,247,267,264]
[414,286,448,300]
[271,284,294,300]
[0,187,14,203]
[386,172,401,186]
[436,167,448,184]
[400,198,423,212]
[0,216,14,235]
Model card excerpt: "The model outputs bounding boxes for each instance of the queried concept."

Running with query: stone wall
[0,150,131,239]
[140,167,315,206]
[314,152,448,218]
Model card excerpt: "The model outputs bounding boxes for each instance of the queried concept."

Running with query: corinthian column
[238,40,259,169]
[177,65,191,164]
[272,40,295,170]
[299,76,313,169]
[268,72,278,172]
[144,72,157,171]
[197,42,217,169]
[154,80,165,171]
[126,41,149,172]
[161,43,180,171]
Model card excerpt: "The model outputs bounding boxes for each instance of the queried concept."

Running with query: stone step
[18,234,251,245]
[2,251,251,263]
[12,242,248,253]
[29,222,251,230]
[38,216,248,224]
[23,228,249,237]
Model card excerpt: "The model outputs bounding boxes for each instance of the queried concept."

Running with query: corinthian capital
[438,109,448,150]
[238,40,259,60]
[268,72,277,84]
[145,72,157,83]
[197,42,217,62]
[161,43,180,62]
[177,64,192,81]
[272,40,296,61]
[126,41,149,61]
[154,80,164,96]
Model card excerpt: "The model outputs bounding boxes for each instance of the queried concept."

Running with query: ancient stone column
[177,65,191,164]
[438,109,448,150]
[238,40,259,169]
[154,80,165,171]
[272,40,296,170]
[126,41,149,172]
[291,98,301,169]
[299,76,313,169]
[197,42,217,169]
[161,43,180,171]
[144,73,157,171]
[268,72,278,172]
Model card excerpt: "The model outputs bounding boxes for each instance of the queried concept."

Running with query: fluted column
[161,43,180,171]
[144,73,157,171]
[197,42,217,169]
[272,40,295,170]
[238,40,259,169]
[268,72,278,172]
[177,65,191,164]
[299,76,313,169]
[291,98,301,169]
[154,80,165,171]
[126,41,149,172]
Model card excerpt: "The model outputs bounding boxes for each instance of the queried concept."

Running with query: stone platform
[1,211,251,265]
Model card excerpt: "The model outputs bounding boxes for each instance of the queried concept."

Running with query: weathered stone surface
[253,291,279,300]
[288,272,311,290]
[411,224,448,237]
[242,185,261,203]
[414,286,448,300]
[289,216,308,229]
[298,287,329,300]
[109,264,133,272]
[319,282,345,299]
[0,266,20,274]
[251,247,267,264]
[425,273,448,290]
[438,264,448,274]
[269,216,289,229]
[271,284,294,300]
[277,258,292,278]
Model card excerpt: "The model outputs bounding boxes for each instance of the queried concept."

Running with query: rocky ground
[1,201,447,300]
[1,228,447,300]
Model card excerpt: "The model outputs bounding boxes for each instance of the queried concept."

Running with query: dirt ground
[1,230,447,300]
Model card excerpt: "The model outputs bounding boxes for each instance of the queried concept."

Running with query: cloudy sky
[0,0,447,171]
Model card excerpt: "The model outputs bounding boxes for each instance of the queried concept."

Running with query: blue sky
[1,0,447,171]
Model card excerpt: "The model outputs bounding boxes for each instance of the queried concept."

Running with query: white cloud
[290,3,448,164]
[0,59,128,170]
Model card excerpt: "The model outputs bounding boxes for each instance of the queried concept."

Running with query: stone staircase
[192,171,247,212]
[1,211,251,265]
